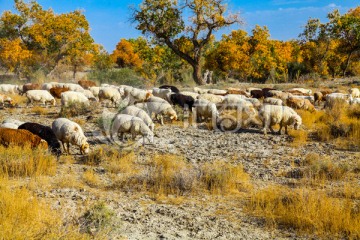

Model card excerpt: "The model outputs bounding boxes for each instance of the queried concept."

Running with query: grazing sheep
[120,106,155,132]
[226,87,249,96]
[170,93,195,111]
[83,90,97,101]
[50,87,70,99]
[286,98,315,112]
[246,87,262,94]
[89,86,101,97]
[0,94,13,107]
[0,122,18,129]
[350,98,360,105]
[250,90,264,99]
[61,91,90,107]
[78,80,97,89]
[244,97,262,110]
[266,90,293,102]
[98,87,122,107]
[52,118,89,155]
[288,88,312,95]
[18,122,61,156]
[325,93,351,108]
[42,83,54,91]
[193,87,209,94]
[259,105,302,135]
[349,88,360,98]
[0,128,48,149]
[193,98,219,122]
[152,88,172,102]
[218,94,247,109]
[135,100,177,125]
[0,84,21,94]
[64,83,85,92]
[314,92,323,106]
[21,83,40,95]
[207,89,227,95]
[159,85,180,93]
[26,90,56,107]
[2,119,24,127]
[263,97,283,106]
[290,95,315,103]
[180,91,199,99]
[197,93,224,104]
[125,87,152,104]
[110,114,154,145]
[286,90,311,96]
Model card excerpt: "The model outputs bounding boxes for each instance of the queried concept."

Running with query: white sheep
[193,87,209,94]
[83,90,97,101]
[263,97,283,106]
[89,86,101,97]
[207,89,227,95]
[0,122,18,129]
[61,91,90,107]
[125,87,152,105]
[325,93,351,107]
[349,88,360,98]
[110,114,154,145]
[152,88,172,102]
[135,99,177,125]
[218,94,248,109]
[0,94,13,107]
[98,87,122,107]
[350,97,360,105]
[120,105,155,132]
[52,118,89,155]
[41,83,54,91]
[193,98,219,122]
[180,91,199,99]
[26,90,56,107]
[64,83,84,92]
[259,105,302,135]
[0,84,20,94]
[289,88,312,95]
[2,119,25,127]
[267,90,293,102]
[244,97,262,109]
[197,93,224,104]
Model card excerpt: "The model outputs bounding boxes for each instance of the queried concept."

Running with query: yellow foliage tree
[111,39,143,69]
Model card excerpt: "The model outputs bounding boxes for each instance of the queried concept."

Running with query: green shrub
[88,68,145,87]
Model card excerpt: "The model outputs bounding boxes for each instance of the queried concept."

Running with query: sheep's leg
[160,115,164,125]
[120,132,124,141]
[285,125,288,135]
[278,122,283,135]
[66,142,70,154]
[61,141,67,153]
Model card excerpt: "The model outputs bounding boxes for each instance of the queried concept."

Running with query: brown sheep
[21,83,40,95]
[0,128,48,149]
[50,87,70,99]
[78,80,97,89]
[226,87,249,96]
[287,98,315,112]
[314,90,332,105]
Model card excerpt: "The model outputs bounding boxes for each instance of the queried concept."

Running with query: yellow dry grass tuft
[0,146,57,178]
[83,169,102,188]
[246,185,360,239]
[32,105,49,115]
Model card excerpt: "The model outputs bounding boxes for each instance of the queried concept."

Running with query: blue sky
[0,0,359,52]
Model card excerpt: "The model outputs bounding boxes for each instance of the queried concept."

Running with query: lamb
[61,91,90,107]
[120,106,155,132]
[52,118,89,155]
[50,87,70,99]
[170,93,195,111]
[159,85,180,93]
[349,88,360,98]
[26,90,56,107]
[0,84,21,94]
[21,83,40,95]
[110,114,154,145]
[193,98,219,123]
[152,88,172,102]
[18,122,61,156]
[0,94,13,107]
[135,100,177,125]
[0,128,48,149]
[197,93,224,104]
[180,91,199,99]
[286,98,315,112]
[78,80,97,89]
[259,105,302,135]
[263,97,283,106]
[98,87,122,107]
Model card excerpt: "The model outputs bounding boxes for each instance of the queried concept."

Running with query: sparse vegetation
[60,101,91,117]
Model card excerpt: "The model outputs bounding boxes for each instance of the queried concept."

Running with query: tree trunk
[73,65,77,80]
[192,63,206,85]
[343,51,353,77]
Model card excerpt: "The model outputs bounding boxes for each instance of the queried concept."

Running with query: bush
[88,68,146,87]
[79,202,115,235]
[60,101,91,117]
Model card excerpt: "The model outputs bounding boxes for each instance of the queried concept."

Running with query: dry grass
[32,105,49,115]
[60,101,91,117]
[82,169,102,188]
[0,146,57,177]
[0,177,88,239]
[8,94,27,106]
[246,185,360,239]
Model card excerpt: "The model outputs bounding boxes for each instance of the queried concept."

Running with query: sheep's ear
[74,126,79,131]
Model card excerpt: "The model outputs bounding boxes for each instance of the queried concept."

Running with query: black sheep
[159,85,180,93]
[251,90,264,99]
[18,122,61,156]
[170,93,194,111]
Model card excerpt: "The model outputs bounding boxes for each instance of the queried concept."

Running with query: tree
[111,39,143,68]
[133,0,240,85]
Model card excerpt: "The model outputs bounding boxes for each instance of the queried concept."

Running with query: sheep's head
[51,99,56,106]
[293,114,302,130]
[80,142,90,155]
[168,109,177,121]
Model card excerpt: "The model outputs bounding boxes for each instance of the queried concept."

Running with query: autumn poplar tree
[133,0,240,85]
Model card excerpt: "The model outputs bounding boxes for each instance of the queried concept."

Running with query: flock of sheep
[0,80,359,156]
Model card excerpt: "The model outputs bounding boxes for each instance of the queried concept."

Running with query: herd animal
[0,81,359,157]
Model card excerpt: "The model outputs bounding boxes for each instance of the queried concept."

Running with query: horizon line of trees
[1,0,359,85]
